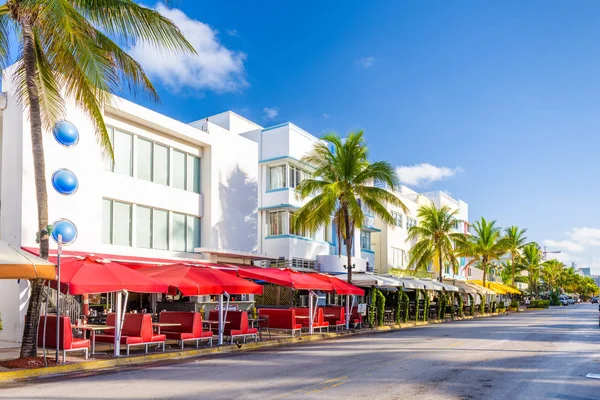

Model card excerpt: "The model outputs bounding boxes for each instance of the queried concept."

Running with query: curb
[0,311,508,383]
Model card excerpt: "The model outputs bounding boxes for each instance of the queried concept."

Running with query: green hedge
[528,300,550,309]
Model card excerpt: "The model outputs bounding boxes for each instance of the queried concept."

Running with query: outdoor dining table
[152,322,181,335]
[202,320,230,333]
[323,314,335,317]
[295,316,310,319]
[73,324,114,354]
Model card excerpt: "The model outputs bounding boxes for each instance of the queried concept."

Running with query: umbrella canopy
[310,273,365,295]
[235,267,335,291]
[59,256,169,294]
[467,280,520,295]
[419,278,461,292]
[0,241,56,280]
[137,263,263,296]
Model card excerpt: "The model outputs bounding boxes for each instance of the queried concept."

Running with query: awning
[386,276,423,290]
[0,241,56,280]
[450,281,480,294]
[334,273,399,289]
[234,267,335,291]
[414,278,440,291]
[418,278,461,292]
[309,273,364,295]
[468,280,520,295]
[137,263,263,295]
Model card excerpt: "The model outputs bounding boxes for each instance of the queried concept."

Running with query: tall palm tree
[459,217,509,287]
[292,131,406,283]
[504,226,528,287]
[521,243,543,298]
[407,205,465,282]
[0,0,194,358]
[541,259,564,293]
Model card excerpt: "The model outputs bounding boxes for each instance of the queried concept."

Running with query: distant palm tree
[542,259,564,293]
[0,0,194,358]
[407,205,465,282]
[293,131,407,283]
[521,243,543,298]
[460,218,509,287]
[504,226,528,287]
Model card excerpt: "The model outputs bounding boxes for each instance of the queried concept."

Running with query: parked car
[566,296,575,305]
[591,297,598,304]
[559,296,569,306]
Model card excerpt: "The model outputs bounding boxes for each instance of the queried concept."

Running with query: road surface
[2,304,599,400]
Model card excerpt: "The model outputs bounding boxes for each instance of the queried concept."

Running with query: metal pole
[308,291,314,335]
[114,291,122,357]
[55,234,62,364]
[345,294,350,330]
[218,294,224,345]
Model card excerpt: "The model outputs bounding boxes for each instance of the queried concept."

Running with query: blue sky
[127,1,600,272]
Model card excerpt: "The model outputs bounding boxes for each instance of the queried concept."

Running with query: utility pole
[542,246,561,261]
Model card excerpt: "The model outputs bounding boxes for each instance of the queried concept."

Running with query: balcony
[316,255,367,274]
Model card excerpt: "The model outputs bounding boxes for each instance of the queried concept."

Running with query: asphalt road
[2,304,599,400]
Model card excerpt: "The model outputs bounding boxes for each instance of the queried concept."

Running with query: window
[103,128,114,172]
[137,138,153,181]
[292,258,316,269]
[186,215,201,252]
[153,209,169,250]
[391,247,405,267]
[360,231,371,250]
[186,154,200,194]
[407,217,417,229]
[172,150,186,190]
[172,212,186,251]
[113,130,133,177]
[269,165,286,190]
[289,165,306,188]
[102,199,112,244]
[153,144,169,185]
[269,210,286,235]
[136,206,152,249]
[113,201,132,246]
[289,212,313,239]
[391,211,403,228]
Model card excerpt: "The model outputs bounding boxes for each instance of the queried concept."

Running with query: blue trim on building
[258,155,315,169]
[361,226,381,233]
[265,234,329,245]
[265,187,290,193]
[361,248,375,254]
[258,204,299,211]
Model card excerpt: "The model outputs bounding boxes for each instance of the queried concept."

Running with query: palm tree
[541,259,564,293]
[504,226,528,287]
[292,131,406,283]
[407,205,465,282]
[521,243,543,298]
[460,218,509,287]
[0,0,194,358]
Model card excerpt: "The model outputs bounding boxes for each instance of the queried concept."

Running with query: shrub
[468,294,475,316]
[528,300,550,309]
[401,291,409,323]
[439,293,448,319]
[368,290,377,326]
[458,294,464,317]
[376,289,386,325]
[478,296,485,314]
[510,299,519,309]
[550,292,560,306]
[497,302,506,312]
[423,291,430,321]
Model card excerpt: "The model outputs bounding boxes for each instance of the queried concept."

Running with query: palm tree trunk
[482,260,487,288]
[437,252,443,283]
[511,254,515,287]
[19,20,50,359]
[344,209,353,284]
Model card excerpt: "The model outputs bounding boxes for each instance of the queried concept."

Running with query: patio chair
[37,315,90,361]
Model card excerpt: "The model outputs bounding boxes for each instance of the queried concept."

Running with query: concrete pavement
[2,304,599,400]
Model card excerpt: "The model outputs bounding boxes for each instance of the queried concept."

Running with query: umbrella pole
[308,291,315,335]
[114,291,122,357]
[42,280,50,367]
[218,294,223,346]
[55,234,62,364]
[345,294,350,330]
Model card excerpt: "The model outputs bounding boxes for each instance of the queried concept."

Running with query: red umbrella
[59,256,169,295]
[234,267,335,291]
[310,273,365,295]
[137,263,263,296]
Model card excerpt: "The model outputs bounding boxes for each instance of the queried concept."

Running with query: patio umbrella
[309,273,364,330]
[0,240,55,280]
[58,256,169,357]
[137,263,263,296]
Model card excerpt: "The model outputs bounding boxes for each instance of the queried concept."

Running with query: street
[2,304,599,400]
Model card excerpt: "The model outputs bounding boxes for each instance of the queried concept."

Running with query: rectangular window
[153,144,169,185]
[187,154,200,194]
[268,165,286,190]
[153,209,169,250]
[392,211,403,228]
[103,127,114,172]
[112,201,132,246]
[360,231,371,250]
[269,210,286,235]
[186,215,201,252]
[137,138,153,182]
[172,150,186,190]
[391,247,405,268]
[407,217,417,229]
[113,130,133,177]
[102,199,112,244]
[172,212,186,251]
[288,165,305,188]
[136,206,152,249]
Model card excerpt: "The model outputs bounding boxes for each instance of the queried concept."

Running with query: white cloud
[357,56,375,69]
[127,3,247,94]
[322,113,330,119]
[543,227,600,273]
[543,239,584,253]
[263,107,279,121]
[395,163,463,187]
[227,29,239,37]
[566,228,600,247]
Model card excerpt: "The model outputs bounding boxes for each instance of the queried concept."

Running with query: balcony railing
[373,180,419,203]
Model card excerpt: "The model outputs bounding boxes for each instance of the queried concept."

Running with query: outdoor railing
[41,286,81,322]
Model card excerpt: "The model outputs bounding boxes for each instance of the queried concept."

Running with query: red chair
[37,315,90,361]
[292,308,329,332]
[322,306,346,330]
[159,311,213,348]
[208,310,258,344]
[96,313,166,355]
[351,306,363,328]
[258,309,302,337]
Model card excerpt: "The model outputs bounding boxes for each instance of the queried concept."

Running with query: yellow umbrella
[0,240,56,280]
[468,280,507,295]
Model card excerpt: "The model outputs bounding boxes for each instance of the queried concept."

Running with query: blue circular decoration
[51,219,78,245]
[51,169,78,195]
[52,121,79,147]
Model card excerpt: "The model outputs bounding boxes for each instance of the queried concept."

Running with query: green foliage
[478,294,485,314]
[457,294,464,317]
[376,289,386,326]
[395,292,402,324]
[550,291,560,306]
[528,300,550,308]
[400,291,409,323]
[468,294,475,316]
[368,289,377,326]
[497,302,506,311]
[438,292,448,319]
[423,291,430,321]
[510,299,519,309]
